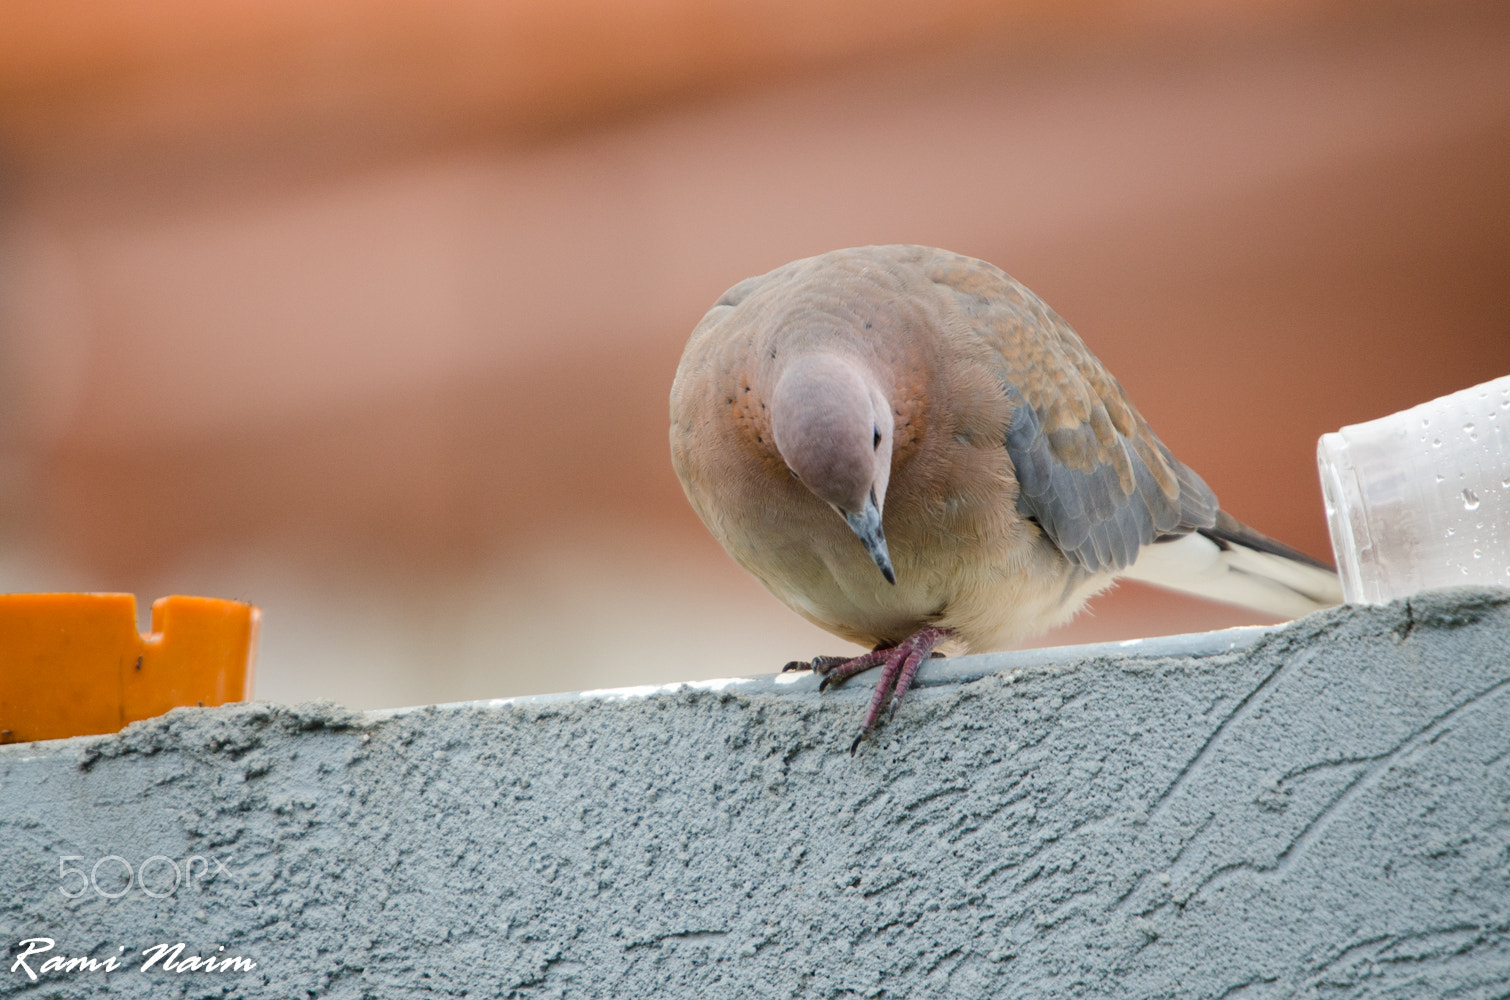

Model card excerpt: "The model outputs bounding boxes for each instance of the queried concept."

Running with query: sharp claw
[781,660,810,673]
[849,732,863,755]
[818,675,833,693]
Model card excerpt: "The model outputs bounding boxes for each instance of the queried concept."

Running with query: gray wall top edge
[369,622,1283,722]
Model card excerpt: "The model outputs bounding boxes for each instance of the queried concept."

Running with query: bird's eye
[872,426,882,450]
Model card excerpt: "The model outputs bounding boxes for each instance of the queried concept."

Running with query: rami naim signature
[10,938,257,981]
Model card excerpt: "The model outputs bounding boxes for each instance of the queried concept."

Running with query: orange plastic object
[0,593,259,744]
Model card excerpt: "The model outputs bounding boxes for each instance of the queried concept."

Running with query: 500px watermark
[56,855,241,899]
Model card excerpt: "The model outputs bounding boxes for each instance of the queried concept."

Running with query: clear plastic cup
[1317,375,1510,604]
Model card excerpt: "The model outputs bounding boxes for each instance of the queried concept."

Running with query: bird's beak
[844,491,895,585]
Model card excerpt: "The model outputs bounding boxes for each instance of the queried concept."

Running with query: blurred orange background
[2,0,1508,709]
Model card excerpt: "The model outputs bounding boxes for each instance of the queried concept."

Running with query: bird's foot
[786,625,952,753]
[782,655,851,673]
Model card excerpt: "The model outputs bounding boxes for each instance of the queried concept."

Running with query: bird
[669,245,1341,751]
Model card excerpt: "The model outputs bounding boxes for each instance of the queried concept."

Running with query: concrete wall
[3,587,1508,998]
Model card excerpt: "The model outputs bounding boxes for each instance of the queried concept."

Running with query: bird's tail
[1122,511,1343,619]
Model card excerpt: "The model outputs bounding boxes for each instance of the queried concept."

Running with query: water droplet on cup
[1432,438,1442,447]
[1463,488,1480,511]
[1464,422,1476,439]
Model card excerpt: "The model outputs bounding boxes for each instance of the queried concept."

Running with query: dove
[669,245,1341,751]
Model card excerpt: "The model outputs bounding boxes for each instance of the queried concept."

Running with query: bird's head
[769,352,896,584]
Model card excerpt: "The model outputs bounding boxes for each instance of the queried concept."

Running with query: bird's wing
[926,251,1217,573]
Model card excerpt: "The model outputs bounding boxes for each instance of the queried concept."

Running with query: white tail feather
[1121,533,1343,619]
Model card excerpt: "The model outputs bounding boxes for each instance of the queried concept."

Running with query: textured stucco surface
[2,588,1508,998]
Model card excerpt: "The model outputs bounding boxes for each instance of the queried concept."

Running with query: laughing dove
[670,245,1340,750]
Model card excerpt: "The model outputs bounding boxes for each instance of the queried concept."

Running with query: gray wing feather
[1007,391,1217,572]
